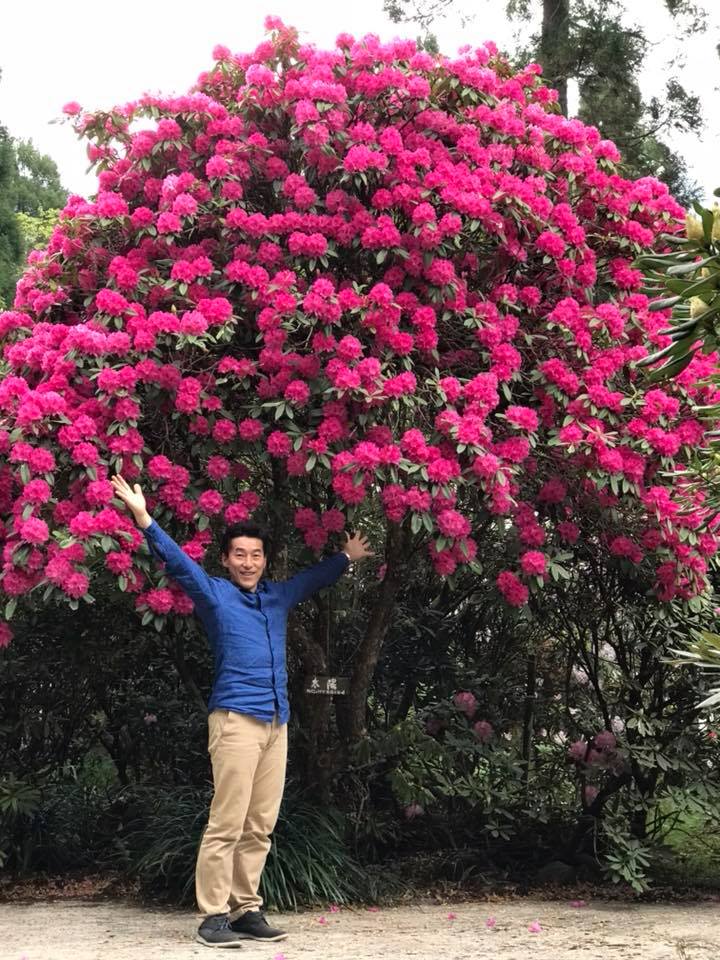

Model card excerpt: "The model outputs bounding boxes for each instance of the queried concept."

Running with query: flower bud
[685,213,704,241]
[690,296,711,318]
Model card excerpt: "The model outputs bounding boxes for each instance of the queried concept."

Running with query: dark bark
[337,523,406,743]
[521,652,537,791]
[288,599,339,802]
[392,677,418,725]
[540,0,571,116]
[269,460,290,578]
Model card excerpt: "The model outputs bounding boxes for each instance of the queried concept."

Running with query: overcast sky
[1,1,718,203]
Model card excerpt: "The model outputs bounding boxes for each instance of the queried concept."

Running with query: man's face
[221,536,267,592]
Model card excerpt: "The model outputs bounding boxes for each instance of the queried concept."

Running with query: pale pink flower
[485,916,497,929]
[528,920,542,933]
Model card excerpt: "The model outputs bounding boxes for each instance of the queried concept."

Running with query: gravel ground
[1,898,719,960]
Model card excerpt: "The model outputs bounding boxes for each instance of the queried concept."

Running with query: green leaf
[648,347,697,383]
[701,207,714,243]
[647,295,682,312]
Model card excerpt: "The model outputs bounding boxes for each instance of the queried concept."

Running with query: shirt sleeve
[143,519,220,613]
[280,552,349,609]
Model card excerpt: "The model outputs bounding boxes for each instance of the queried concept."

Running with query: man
[110,474,373,948]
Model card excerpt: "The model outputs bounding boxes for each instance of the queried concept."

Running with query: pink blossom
[453,690,478,718]
[267,431,292,458]
[583,785,599,804]
[594,730,617,751]
[19,517,49,544]
[64,572,89,599]
[0,613,15,648]
[496,570,529,607]
[143,588,174,615]
[473,720,494,743]
[198,490,224,515]
[520,551,547,576]
[436,509,472,539]
[506,405,539,432]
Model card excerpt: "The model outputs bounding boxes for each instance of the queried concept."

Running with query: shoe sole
[233,932,288,942]
[195,934,244,948]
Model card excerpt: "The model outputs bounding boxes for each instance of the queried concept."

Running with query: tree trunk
[288,601,338,802]
[337,523,406,743]
[521,652,537,791]
[540,0,571,116]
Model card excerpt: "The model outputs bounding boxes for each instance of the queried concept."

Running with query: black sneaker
[230,910,288,942]
[196,914,244,948]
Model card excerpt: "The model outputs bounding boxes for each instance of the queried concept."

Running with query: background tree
[13,139,68,217]
[0,126,22,308]
[0,69,68,306]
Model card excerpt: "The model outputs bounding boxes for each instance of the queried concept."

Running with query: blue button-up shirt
[144,520,349,724]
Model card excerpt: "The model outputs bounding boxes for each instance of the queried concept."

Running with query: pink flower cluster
[0,18,717,642]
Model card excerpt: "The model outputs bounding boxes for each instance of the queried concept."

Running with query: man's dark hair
[220,522,272,558]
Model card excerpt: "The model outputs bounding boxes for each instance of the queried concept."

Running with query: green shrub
[112,784,388,909]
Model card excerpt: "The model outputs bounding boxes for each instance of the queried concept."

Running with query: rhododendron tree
[1,19,719,739]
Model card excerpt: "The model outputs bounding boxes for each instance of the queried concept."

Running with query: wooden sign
[305,675,349,696]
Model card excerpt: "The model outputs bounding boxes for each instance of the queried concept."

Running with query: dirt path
[1,899,719,960]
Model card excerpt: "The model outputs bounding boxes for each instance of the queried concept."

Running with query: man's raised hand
[342,531,374,563]
[110,475,152,529]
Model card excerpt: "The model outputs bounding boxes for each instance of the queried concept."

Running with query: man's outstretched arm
[110,474,219,612]
[281,530,374,608]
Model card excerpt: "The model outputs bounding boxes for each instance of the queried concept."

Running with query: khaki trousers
[195,709,288,917]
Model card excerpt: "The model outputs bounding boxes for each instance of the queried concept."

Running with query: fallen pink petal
[570,899,588,908]
[367,906,380,912]
[329,904,341,913]
[317,916,328,925]
[486,916,497,929]
[447,912,458,920]
[528,920,542,933]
